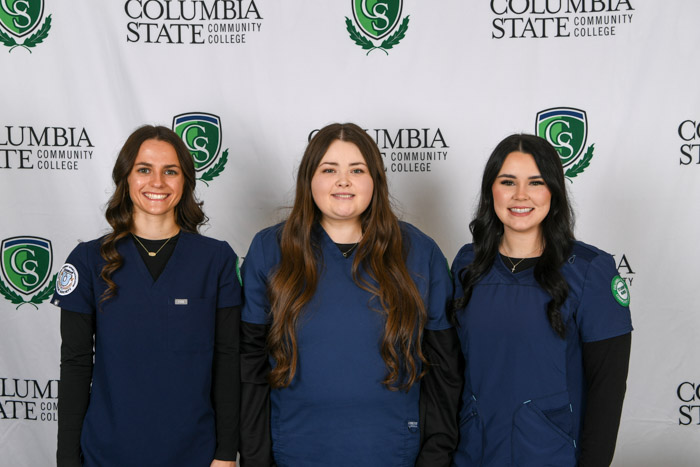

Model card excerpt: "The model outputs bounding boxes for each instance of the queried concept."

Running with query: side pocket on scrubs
[511,391,576,467]
[453,397,483,466]
[166,297,215,351]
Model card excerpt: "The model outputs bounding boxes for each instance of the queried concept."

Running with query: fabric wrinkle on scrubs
[450,241,633,467]
[52,231,241,467]
[241,221,453,467]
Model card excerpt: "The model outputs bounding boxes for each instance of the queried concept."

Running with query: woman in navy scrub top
[53,126,241,467]
[239,123,462,466]
[450,134,632,466]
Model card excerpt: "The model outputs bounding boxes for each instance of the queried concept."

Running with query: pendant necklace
[502,243,541,273]
[341,242,360,258]
[133,233,175,257]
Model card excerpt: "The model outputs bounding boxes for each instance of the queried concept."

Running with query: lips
[144,193,169,200]
[332,193,354,199]
[509,207,533,214]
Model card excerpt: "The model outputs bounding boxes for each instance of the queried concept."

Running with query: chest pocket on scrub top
[166,297,216,351]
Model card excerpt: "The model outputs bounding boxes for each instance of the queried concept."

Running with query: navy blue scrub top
[451,241,633,467]
[52,232,241,467]
[242,222,452,467]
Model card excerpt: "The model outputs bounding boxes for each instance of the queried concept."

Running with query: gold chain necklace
[502,244,541,273]
[132,233,175,257]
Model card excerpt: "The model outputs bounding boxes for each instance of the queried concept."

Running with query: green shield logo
[352,0,402,40]
[536,107,588,168]
[173,113,222,173]
[1,236,52,295]
[0,0,44,38]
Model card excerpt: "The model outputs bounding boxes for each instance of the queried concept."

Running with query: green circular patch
[611,275,630,307]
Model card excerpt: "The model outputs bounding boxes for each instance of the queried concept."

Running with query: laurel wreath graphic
[564,144,594,182]
[0,273,57,309]
[197,148,229,186]
[0,14,52,53]
[345,16,410,55]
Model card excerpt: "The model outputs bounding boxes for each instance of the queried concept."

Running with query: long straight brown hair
[99,125,206,304]
[267,123,427,391]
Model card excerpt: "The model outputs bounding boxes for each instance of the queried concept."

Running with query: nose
[335,173,350,187]
[514,184,529,200]
[151,171,164,187]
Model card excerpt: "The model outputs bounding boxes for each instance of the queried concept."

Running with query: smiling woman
[450,134,633,467]
[52,125,241,467]
[239,123,462,467]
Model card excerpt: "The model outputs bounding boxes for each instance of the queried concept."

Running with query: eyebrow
[134,162,180,169]
[496,173,543,179]
[318,161,367,166]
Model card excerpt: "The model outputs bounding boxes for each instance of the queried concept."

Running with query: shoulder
[254,222,284,244]
[63,237,103,266]
[247,223,284,254]
[398,221,440,251]
[567,240,616,270]
[452,243,475,272]
[181,231,238,258]
[564,240,621,292]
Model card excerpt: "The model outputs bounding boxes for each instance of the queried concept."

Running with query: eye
[529,180,546,186]
[321,168,335,173]
[351,168,365,174]
[499,179,515,186]
[136,167,150,174]
[164,169,179,176]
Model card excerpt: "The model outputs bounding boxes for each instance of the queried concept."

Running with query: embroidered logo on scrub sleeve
[610,275,630,307]
[55,263,78,296]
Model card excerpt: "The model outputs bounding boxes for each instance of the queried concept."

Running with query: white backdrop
[1,1,699,465]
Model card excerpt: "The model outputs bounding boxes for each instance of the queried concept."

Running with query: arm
[416,328,462,467]
[578,333,631,467]
[239,321,273,467]
[212,306,241,463]
[57,309,94,467]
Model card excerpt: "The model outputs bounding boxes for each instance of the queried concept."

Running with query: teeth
[145,193,167,200]
[333,194,354,199]
[510,208,532,213]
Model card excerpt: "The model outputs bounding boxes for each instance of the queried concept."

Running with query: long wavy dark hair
[450,134,575,338]
[267,122,428,391]
[99,125,207,303]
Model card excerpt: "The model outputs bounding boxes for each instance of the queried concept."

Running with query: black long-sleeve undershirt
[579,333,631,466]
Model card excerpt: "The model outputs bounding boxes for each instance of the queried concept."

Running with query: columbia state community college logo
[173,112,229,186]
[536,107,595,182]
[346,0,409,55]
[0,236,56,309]
[0,0,51,53]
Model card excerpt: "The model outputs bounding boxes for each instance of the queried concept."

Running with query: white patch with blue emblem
[56,263,78,296]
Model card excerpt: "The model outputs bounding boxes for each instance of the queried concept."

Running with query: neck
[500,230,543,258]
[131,213,180,240]
[319,218,362,243]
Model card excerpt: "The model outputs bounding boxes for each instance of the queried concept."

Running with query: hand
[210,460,236,467]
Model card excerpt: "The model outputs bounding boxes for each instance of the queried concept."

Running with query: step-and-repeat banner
[1,1,698,465]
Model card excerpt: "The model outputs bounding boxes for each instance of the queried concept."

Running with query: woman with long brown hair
[53,125,241,467]
[239,122,461,466]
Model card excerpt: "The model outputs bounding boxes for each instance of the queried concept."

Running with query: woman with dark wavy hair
[450,134,632,466]
[239,122,461,466]
[53,125,241,467]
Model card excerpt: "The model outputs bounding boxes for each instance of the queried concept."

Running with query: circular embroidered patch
[56,263,79,296]
[610,275,630,307]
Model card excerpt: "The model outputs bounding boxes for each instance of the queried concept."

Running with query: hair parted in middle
[99,125,207,304]
[267,122,428,391]
[450,133,575,338]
